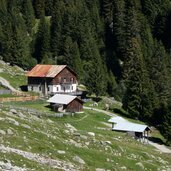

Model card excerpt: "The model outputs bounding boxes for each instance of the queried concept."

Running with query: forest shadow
[148,137,165,145]
[45,104,54,111]
[112,108,132,119]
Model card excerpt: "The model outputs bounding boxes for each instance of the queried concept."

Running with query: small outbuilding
[47,94,83,113]
[108,117,151,142]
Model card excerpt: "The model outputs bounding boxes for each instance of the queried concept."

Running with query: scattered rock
[17,112,25,118]
[10,109,17,114]
[6,117,19,126]
[73,156,85,165]
[96,168,106,171]
[81,135,88,140]
[73,132,81,137]
[105,141,112,145]
[47,119,54,123]
[65,123,77,133]
[85,142,90,146]
[87,132,95,136]
[120,166,127,170]
[106,158,110,162]
[64,130,70,134]
[100,141,106,146]
[7,129,14,135]
[57,150,66,154]
[0,161,27,171]
[136,162,144,170]
[0,130,6,135]
[22,124,31,129]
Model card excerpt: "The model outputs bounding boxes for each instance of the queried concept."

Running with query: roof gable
[112,122,150,132]
[108,116,150,133]
[26,64,72,78]
[47,94,80,105]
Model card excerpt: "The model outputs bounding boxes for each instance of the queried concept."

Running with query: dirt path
[84,106,171,154]
[148,141,171,154]
[83,106,117,117]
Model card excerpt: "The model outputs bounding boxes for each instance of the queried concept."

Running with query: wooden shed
[47,94,83,113]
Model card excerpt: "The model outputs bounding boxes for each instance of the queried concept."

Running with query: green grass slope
[0,60,26,90]
[0,103,171,171]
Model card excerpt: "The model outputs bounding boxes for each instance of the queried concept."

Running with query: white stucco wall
[28,85,41,92]
[28,83,77,94]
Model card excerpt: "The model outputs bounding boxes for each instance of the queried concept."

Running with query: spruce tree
[107,70,117,97]
[22,0,35,34]
[51,1,63,60]
[33,0,45,18]
[34,17,51,63]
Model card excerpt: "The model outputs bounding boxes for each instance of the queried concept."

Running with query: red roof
[26,64,68,78]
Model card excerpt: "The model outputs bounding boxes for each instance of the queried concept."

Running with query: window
[71,86,73,90]
[63,78,66,83]
[70,77,74,82]
[48,86,50,91]
[57,87,59,91]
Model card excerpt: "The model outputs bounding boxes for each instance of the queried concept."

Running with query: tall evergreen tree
[161,100,171,144]
[22,0,35,34]
[33,0,45,18]
[50,1,64,60]
[34,17,51,63]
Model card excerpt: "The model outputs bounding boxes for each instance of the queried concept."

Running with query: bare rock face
[73,156,85,165]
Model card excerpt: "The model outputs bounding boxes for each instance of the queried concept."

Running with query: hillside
[0,0,171,143]
[0,60,26,91]
[0,100,171,171]
[0,61,170,170]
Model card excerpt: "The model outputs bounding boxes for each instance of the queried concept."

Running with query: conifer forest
[0,0,171,144]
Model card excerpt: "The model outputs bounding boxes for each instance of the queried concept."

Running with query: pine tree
[122,1,151,119]
[113,0,126,60]
[34,17,51,63]
[22,0,35,34]
[103,0,113,23]
[107,70,117,97]
[150,40,170,103]
[33,0,45,18]
[45,0,54,16]
[83,42,107,97]
[161,100,171,145]
[50,1,64,60]
[63,36,83,80]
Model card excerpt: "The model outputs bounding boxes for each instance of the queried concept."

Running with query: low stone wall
[0,104,78,118]
[0,90,12,95]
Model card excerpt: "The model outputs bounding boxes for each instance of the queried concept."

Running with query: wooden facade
[27,65,77,95]
[66,98,83,112]
[51,98,83,113]
[28,67,76,85]
[51,67,77,85]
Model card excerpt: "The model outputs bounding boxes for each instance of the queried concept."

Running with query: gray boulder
[10,109,17,114]
[0,130,6,135]
[73,156,85,165]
